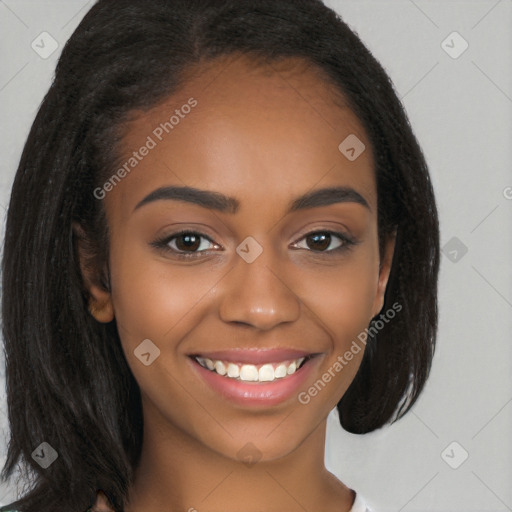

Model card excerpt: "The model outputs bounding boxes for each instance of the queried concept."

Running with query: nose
[217,243,301,331]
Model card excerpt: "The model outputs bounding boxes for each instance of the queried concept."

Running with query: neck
[124,400,354,512]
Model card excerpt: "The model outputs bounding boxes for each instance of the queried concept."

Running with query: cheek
[291,251,379,401]
[294,254,379,344]
[107,236,222,351]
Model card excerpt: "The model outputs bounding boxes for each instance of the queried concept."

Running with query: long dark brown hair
[0,1,440,510]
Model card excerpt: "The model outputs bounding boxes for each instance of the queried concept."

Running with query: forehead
[108,55,376,218]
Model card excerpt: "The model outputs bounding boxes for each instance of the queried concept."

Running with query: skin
[80,55,395,512]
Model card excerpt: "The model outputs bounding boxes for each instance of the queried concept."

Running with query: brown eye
[305,233,332,251]
[292,230,356,255]
[174,233,202,252]
[151,231,219,258]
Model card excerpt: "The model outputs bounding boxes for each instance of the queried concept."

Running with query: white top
[349,492,374,512]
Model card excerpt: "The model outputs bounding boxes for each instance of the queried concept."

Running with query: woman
[0,1,439,511]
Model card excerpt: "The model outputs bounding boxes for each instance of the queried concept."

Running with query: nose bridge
[218,236,301,330]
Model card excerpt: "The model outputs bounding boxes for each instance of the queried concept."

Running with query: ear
[371,231,396,318]
[73,223,114,324]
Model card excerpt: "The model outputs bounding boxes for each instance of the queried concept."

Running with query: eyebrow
[133,185,370,214]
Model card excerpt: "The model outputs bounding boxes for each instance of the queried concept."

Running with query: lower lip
[189,356,318,407]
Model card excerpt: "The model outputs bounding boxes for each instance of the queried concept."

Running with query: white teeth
[227,363,240,378]
[214,360,226,376]
[258,364,274,382]
[195,356,309,382]
[239,365,259,382]
[274,364,288,379]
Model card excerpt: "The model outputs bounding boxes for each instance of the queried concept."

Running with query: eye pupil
[176,234,200,252]
[307,233,331,251]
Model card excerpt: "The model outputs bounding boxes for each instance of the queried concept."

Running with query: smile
[194,356,308,383]
[188,349,321,407]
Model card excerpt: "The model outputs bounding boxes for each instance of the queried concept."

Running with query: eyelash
[151,229,358,260]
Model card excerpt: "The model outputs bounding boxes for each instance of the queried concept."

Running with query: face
[83,55,394,463]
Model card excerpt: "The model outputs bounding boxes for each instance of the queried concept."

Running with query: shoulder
[349,492,375,512]
[90,490,115,512]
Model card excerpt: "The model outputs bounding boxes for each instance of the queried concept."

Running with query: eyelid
[152,229,221,257]
[291,229,356,252]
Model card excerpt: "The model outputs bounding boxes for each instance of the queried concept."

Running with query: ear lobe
[372,231,397,317]
[73,222,114,324]
[87,292,115,324]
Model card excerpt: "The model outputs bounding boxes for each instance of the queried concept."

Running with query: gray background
[0,1,511,511]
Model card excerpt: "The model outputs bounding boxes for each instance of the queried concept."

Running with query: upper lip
[189,348,317,365]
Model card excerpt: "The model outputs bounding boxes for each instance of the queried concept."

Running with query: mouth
[192,354,312,383]
[187,349,321,407]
